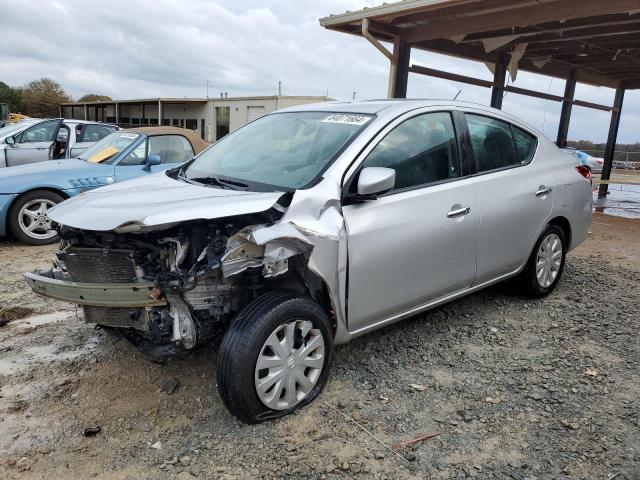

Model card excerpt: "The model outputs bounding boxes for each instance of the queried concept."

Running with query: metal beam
[408,64,612,110]
[490,54,507,109]
[158,100,163,126]
[391,37,411,98]
[556,70,576,147]
[115,102,119,125]
[83,104,88,120]
[598,86,625,199]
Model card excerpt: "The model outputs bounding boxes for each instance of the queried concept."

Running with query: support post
[115,102,119,125]
[556,70,576,147]
[142,103,145,125]
[598,86,625,199]
[83,104,88,120]
[158,100,163,126]
[59,105,63,118]
[71,105,75,119]
[390,37,411,98]
[490,54,508,109]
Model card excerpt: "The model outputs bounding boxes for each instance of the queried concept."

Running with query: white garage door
[247,106,266,122]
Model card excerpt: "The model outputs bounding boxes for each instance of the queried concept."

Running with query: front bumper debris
[24,271,167,307]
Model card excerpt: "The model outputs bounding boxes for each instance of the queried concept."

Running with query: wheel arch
[548,215,572,250]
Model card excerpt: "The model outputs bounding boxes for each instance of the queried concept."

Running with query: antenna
[352,91,356,100]
[453,90,462,100]
[206,80,209,99]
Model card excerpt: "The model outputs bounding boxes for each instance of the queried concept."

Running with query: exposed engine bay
[41,205,331,359]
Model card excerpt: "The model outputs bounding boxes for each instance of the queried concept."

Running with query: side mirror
[357,167,395,196]
[5,136,15,145]
[143,154,161,170]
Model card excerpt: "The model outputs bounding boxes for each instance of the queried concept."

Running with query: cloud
[1,0,638,143]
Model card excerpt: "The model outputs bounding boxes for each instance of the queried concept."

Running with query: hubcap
[536,233,562,288]
[254,320,325,411]
[18,199,57,240]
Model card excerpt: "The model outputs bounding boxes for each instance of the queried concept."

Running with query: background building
[59,95,331,142]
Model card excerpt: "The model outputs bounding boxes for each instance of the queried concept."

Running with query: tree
[78,94,113,102]
[0,81,24,112]
[21,78,71,117]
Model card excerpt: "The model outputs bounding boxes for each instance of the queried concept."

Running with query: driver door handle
[535,185,552,196]
[447,206,471,218]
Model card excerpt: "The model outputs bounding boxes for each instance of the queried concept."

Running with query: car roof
[277,99,544,138]
[120,126,211,154]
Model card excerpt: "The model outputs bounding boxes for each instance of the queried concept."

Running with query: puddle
[593,184,640,219]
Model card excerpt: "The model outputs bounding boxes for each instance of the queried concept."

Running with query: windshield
[77,132,142,163]
[184,112,372,190]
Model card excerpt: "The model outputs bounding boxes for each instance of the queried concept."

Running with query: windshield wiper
[187,175,248,190]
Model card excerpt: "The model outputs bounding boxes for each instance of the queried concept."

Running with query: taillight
[575,165,592,184]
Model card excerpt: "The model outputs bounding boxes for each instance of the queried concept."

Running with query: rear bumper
[0,194,17,237]
[24,270,167,307]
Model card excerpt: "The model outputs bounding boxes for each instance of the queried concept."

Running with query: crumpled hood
[48,172,285,232]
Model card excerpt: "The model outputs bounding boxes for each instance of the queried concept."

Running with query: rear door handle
[447,206,471,218]
[535,186,552,196]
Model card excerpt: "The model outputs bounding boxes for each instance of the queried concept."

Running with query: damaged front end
[25,190,345,359]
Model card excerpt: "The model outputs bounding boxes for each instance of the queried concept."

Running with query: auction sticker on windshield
[322,114,371,125]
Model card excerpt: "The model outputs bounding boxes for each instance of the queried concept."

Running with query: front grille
[60,248,136,283]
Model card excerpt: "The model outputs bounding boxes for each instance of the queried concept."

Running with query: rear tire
[8,190,63,245]
[519,224,566,297]
[217,291,333,424]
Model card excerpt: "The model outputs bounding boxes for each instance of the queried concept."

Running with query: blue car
[0,127,209,245]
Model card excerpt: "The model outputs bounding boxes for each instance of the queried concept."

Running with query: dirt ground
[0,212,639,479]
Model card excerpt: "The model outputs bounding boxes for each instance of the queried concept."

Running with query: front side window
[18,120,59,143]
[185,112,372,190]
[148,135,194,164]
[362,112,460,191]
[466,114,527,172]
[119,139,148,166]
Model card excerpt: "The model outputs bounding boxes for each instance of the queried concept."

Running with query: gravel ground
[0,213,639,479]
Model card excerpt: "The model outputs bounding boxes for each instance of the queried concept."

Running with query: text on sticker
[322,114,371,126]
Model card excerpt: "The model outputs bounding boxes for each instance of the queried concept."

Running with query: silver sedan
[27,100,592,423]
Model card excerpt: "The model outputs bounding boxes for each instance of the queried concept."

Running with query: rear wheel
[8,190,63,245]
[519,224,566,297]
[217,292,333,424]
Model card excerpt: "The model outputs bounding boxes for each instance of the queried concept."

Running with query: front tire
[519,224,566,297]
[8,190,63,245]
[217,292,333,424]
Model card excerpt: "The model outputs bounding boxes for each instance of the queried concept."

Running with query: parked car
[0,119,119,168]
[25,100,592,423]
[0,127,209,244]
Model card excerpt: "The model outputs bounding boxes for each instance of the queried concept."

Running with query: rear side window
[362,112,460,191]
[148,135,194,164]
[17,120,59,143]
[465,114,536,172]
[78,124,116,142]
[512,126,537,163]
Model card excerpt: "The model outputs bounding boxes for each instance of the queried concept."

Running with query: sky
[1,0,639,144]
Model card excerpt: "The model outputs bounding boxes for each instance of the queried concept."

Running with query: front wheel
[217,292,333,424]
[8,190,63,245]
[519,224,566,297]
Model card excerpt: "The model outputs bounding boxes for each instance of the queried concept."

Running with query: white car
[1,119,118,168]
[26,100,592,423]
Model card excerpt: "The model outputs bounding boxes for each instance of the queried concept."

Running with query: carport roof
[320,0,640,89]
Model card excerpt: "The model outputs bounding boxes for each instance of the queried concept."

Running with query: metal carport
[320,0,640,198]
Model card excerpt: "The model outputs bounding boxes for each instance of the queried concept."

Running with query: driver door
[342,111,478,332]
[5,119,63,167]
